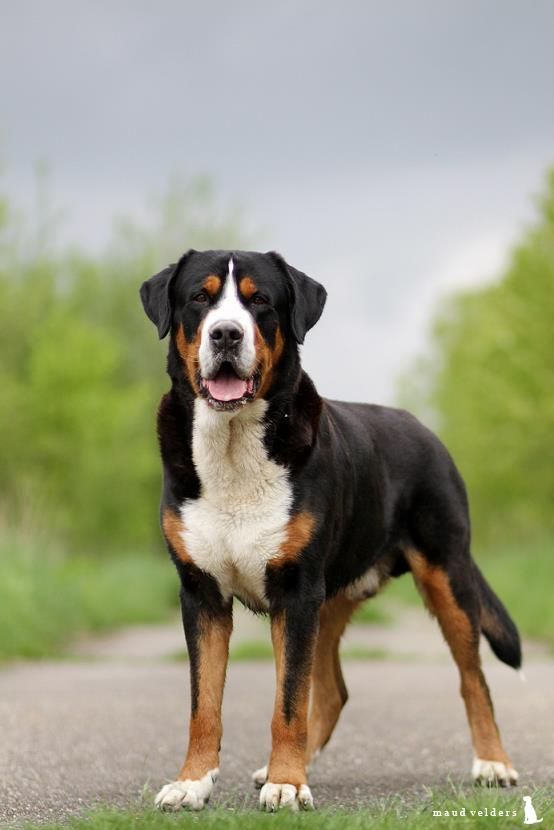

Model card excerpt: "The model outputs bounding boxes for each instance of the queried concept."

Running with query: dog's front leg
[260,586,321,811]
[156,573,232,812]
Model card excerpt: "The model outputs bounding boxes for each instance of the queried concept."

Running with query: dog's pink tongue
[206,375,248,401]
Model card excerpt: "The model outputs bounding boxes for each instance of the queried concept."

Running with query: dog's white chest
[178,400,292,606]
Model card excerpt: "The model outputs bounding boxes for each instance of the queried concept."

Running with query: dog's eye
[192,292,208,304]
[251,294,268,306]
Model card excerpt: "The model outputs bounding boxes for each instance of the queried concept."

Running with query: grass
[230,640,274,661]
[352,601,391,625]
[0,527,179,661]
[171,641,393,663]
[18,787,554,830]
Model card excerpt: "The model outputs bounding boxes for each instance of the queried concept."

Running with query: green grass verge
[352,601,391,625]
[0,528,179,661]
[171,641,393,663]
[19,787,554,830]
[230,640,274,661]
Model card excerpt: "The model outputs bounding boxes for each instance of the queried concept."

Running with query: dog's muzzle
[200,320,257,408]
[209,320,244,353]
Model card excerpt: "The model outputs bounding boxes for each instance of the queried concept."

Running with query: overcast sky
[2,1,554,403]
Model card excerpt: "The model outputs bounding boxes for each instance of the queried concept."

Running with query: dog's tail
[474,563,522,669]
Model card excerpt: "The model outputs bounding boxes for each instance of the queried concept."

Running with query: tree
[0,173,250,551]
[401,169,554,543]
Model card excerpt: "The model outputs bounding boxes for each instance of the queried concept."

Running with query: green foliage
[0,174,249,551]
[477,537,554,648]
[353,600,391,625]
[370,545,554,648]
[402,168,554,544]
[0,524,179,661]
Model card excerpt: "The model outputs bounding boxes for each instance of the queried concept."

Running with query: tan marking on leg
[306,594,359,763]
[239,275,257,299]
[175,323,203,394]
[178,614,233,780]
[202,275,221,296]
[407,550,512,766]
[270,512,315,568]
[162,507,192,565]
[267,614,311,789]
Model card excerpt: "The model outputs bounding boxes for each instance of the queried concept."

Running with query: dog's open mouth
[200,363,257,410]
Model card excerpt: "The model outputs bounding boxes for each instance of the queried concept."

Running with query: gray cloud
[2,0,554,402]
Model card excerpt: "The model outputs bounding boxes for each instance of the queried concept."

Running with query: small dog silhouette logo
[523,796,543,824]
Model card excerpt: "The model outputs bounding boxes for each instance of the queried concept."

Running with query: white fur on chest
[178,399,292,606]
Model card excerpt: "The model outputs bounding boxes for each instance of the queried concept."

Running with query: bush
[401,168,554,544]
[0,174,249,552]
[0,523,179,660]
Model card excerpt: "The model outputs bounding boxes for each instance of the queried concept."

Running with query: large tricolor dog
[140,249,521,812]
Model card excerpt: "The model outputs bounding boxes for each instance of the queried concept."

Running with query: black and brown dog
[140,249,521,812]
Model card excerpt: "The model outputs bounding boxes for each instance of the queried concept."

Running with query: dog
[523,796,543,824]
[140,249,521,812]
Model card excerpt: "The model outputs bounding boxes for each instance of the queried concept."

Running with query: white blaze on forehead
[213,258,253,331]
[198,256,257,378]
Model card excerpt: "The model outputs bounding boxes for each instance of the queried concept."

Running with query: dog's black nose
[209,320,244,350]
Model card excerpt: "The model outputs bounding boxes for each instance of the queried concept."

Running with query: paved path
[1,608,553,826]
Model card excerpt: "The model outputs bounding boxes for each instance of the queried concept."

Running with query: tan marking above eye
[202,275,221,296]
[239,276,258,300]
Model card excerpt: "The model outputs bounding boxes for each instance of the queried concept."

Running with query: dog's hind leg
[305,593,359,764]
[406,549,518,787]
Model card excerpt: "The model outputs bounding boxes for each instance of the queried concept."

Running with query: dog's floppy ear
[139,250,194,339]
[269,252,327,344]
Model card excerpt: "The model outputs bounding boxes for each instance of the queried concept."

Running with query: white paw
[259,781,314,812]
[252,764,268,789]
[472,758,518,787]
[155,768,218,811]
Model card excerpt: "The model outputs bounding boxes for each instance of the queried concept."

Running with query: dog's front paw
[155,769,218,811]
[472,758,518,787]
[259,782,314,812]
[252,764,268,789]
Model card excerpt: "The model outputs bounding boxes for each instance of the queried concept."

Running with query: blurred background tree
[0,170,250,553]
[402,169,554,546]
[1,164,552,656]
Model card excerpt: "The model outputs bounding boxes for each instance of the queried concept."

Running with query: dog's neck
[262,370,323,469]
[190,398,291,507]
[167,357,322,472]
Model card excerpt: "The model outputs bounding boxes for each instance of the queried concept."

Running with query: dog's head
[140,250,326,411]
